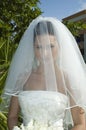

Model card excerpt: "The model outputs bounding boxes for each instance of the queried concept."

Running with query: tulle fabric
[3,16,86,109]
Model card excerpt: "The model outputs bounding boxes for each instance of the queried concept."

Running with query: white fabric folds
[3,16,86,109]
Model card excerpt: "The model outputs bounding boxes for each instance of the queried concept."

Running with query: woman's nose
[43,47,51,59]
[44,49,47,56]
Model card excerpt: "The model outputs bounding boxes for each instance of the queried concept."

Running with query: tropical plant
[63,20,86,36]
[0,0,42,93]
[0,111,8,130]
[0,1,42,130]
[0,0,42,43]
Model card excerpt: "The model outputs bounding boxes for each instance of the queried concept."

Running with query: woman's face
[34,35,59,62]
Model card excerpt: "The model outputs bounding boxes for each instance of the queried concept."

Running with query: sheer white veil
[3,16,86,109]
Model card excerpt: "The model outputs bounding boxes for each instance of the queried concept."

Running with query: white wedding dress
[13,91,68,130]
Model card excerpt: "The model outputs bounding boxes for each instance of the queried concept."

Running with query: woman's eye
[36,45,42,49]
[51,44,54,48]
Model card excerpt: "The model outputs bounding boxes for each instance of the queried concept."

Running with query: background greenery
[0,1,86,129]
[0,0,42,92]
[0,0,42,129]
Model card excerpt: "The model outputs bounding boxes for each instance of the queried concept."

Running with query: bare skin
[8,35,86,130]
[63,70,86,130]
[7,96,20,130]
[8,66,86,130]
[71,107,86,130]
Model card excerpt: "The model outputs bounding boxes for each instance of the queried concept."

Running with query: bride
[3,16,86,130]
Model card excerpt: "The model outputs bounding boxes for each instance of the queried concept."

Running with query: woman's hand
[71,107,86,130]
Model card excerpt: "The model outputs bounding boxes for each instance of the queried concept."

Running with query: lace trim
[13,119,64,130]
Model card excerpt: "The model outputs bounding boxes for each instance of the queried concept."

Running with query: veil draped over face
[3,16,86,109]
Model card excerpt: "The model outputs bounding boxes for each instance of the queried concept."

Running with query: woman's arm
[71,106,86,130]
[63,72,86,130]
[7,96,20,130]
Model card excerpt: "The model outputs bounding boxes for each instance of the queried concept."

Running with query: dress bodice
[18,91,68,126]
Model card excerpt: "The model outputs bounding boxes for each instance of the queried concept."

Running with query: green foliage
[0,1,42,129]
[0,111,8,130]
[0,38,18,92]
[0,0,42,43]
[0,0,42,92]
[0,111,22,130]
[63,20,86,36]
